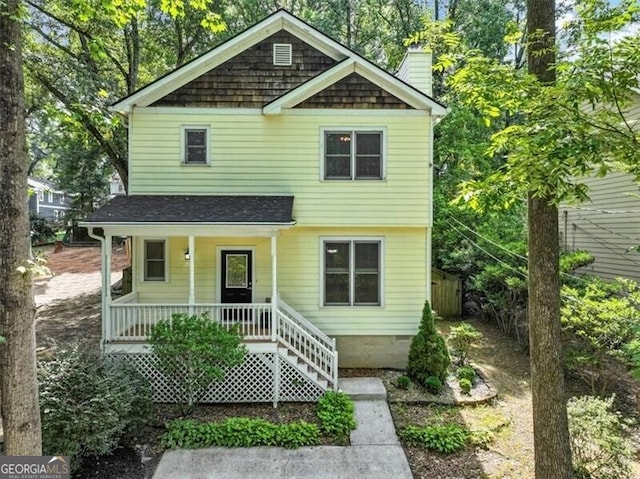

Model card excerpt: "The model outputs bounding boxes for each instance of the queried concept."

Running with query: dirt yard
[35,245,128,350]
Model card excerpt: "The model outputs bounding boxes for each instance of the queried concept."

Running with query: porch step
[277,347,329,390]
[338,377,387,400]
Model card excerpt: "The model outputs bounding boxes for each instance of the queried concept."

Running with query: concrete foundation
[335,335,412,369]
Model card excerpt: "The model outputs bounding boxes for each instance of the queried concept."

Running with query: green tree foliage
[562,278,640,392]
[39,347,153,470]
[149,313,247,415]
[407,301,451,384]
[447,323,483,366]
[567,395,633,479]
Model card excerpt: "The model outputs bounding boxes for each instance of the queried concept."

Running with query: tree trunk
[0,0,43,455]
[526,0,573,477]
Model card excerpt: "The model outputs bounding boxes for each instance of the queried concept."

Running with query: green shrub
[456,366,476,382]
[424,375,443,394]
[316,391,356,440]
[161,418,320,449]
[149,312,247,415]
[561,278,640,393]
[567,395,633,479]
[397,375,411,390]
[459,378,472,394]
[400,423,468,454]
[448,323,483,366]
[39,347,153,470]
[407,301,451,384]
[467,428,494,448]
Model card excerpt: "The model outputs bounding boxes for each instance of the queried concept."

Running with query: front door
[220,251,253,320]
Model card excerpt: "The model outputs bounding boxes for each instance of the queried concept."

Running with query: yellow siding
[134,236,272,303]
[132,227,428,336]
[129,110,431,226]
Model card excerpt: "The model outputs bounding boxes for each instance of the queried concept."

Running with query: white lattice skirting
[107,351,325,404]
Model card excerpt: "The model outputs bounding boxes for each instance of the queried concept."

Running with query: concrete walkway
[152,378,413,479]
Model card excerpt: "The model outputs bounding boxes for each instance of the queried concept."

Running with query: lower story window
[144,240,166,281]
[324,239,381,306]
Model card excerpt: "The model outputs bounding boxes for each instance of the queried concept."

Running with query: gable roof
[110,9,446,116]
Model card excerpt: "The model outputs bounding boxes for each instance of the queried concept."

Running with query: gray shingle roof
[85,195,295,224]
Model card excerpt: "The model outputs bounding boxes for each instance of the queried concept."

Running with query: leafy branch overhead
[414,0,640,211]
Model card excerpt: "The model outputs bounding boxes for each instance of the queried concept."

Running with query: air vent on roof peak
[273,43,292,66]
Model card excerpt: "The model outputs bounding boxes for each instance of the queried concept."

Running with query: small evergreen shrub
[39,347,153,470]
[448,323,483,366]
[161,418,320,449]
[459,378,472,394]
[400,423,468,454]
[316,391,356,440]
[149,312,247,415]
[407,301,451,384]
[567,395,633,479]
[397,375,411,390]
[424,375,443,394]
[456,366,476,382]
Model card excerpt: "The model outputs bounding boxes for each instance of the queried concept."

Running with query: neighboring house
[28,176,70,222]
[560,172,640,282]
[559,92,640,283]
[109,172,126,198]
[81,10,446,403]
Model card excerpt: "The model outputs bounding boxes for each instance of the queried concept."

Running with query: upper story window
[181,126,210,165]
[60,194,65,204]
[323,130,384,180]
[38,190,44,202]
[144,239,166,281]
[323,239,382,306]
[48,191,53,202]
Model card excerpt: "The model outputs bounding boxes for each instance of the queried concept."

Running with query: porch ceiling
[80,195,296,236]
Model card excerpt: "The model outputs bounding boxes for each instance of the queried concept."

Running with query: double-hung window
[48,191,53,203]
[323,239,382,306]
[324,130,383,180]
[181,126,210,165]
[144,240,166,281]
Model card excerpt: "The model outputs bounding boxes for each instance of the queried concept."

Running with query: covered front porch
[80,195,339,402]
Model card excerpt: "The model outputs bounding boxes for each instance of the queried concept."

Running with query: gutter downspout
[88,227,107,352]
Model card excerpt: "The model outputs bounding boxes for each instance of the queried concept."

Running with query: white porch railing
[110,296,272,341]
[108,295,339,390]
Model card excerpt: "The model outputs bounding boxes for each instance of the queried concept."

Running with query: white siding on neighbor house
[130,226,428,336]
[128,109,431,227]
[560,172,640,282]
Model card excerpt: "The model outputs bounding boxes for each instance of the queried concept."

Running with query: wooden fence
[432,268,462,318]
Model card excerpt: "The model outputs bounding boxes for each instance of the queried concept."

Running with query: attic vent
[273,43,292,66]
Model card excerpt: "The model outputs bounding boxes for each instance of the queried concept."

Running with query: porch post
[188,235,195,313]
[271,234,278,342]
[104,234,112,343]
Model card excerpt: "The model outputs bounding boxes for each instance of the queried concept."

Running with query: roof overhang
[78,222,296,238]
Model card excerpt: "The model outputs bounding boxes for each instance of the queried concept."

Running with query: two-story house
[82,10,446,403]
[28,176,69,222]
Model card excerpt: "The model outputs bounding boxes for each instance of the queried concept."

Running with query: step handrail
[276,310,337,386]
[277,298,336,351]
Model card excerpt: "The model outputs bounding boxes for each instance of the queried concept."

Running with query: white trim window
[322,239,382,306]
[323,129,384,180]
[48,191,53,203]
[181,126,210,165]
[144,239,166,281]
[60,194,65,204]
[38,190,44,201]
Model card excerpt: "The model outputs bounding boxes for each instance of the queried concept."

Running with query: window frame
[48,191,53,203]
[320,127,386,181]
[143,239,168,282]
[320,237,384,307]
[59,194,64,204]
[37,190,44,202]
[180,125,211,166]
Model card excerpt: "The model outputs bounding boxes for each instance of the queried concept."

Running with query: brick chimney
[396,45,433,97]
